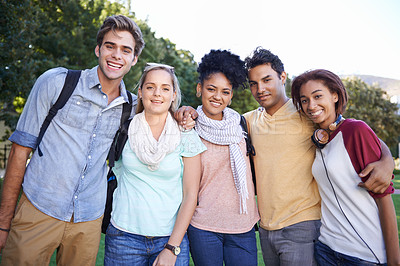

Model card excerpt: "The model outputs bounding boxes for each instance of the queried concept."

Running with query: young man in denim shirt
[0,15,145,265]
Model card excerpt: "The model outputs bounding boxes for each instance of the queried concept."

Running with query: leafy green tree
[0,0,42,135]
[122,22,199,107]
[0,0,119,136]
[230,87,259,115]
[343,77,400,148]
[0,0,201,138]
[285,74,292,97]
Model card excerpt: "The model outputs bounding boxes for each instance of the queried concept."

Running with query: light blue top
[111,129,206,236]
[9,66,137,222]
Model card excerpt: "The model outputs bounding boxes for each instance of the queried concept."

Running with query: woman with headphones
[291,69,400,265]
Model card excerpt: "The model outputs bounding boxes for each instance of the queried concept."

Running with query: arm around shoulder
[359,139,394,193]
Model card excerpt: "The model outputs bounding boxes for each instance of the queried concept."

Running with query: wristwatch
[164,243,181,256]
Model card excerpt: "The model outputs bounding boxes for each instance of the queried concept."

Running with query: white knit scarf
[128,111,181,171]
[195,106,249,214]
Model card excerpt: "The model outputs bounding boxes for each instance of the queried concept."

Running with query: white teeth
[310,110,322,116]
[108,62,122,69]
[210,102,221,107]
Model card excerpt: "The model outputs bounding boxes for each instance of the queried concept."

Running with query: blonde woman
[104,63,206,266]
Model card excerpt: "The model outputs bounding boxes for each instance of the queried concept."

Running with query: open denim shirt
[9,66,137,222]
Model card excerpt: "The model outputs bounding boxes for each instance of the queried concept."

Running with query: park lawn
[393,172,400,189]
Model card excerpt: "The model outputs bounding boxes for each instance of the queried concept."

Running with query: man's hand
[358,139,395,194]
[358,161,393,193]
[174,106,198,130]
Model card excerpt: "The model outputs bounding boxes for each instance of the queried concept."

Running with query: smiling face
[248,64,288,115]
[197,72,233,120]
[300,80,338,130]
[138,69,176,116]
[95,30,138,84]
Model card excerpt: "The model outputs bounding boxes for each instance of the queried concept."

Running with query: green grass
[393,172,400,189]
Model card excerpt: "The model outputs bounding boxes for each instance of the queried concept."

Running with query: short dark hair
[291,69,348,117]
[244,47,284,77]
[197,49,247,90]
[97,15,145,57]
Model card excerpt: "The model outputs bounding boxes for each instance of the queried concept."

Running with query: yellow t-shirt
[244,99,321,230]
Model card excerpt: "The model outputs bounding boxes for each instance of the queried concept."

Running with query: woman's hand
[152,248,177,266]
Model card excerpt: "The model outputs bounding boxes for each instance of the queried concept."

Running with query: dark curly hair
[197,50,247,90]
[244,47,284,77]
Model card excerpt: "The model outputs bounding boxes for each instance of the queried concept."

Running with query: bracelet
[0,227,10,232]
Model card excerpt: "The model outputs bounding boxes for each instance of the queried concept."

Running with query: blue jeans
[104,223,190,266]
[187,224,257,266]
[259,220,321,266]
[314,241,386,266]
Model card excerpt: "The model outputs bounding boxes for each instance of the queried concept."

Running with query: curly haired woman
[187,50,260,266]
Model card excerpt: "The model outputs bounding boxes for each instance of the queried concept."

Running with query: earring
[196,91,201,97]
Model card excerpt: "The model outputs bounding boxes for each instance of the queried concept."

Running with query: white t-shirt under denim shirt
[111,129,206,236]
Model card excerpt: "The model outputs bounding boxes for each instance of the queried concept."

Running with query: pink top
[190,138,260,233]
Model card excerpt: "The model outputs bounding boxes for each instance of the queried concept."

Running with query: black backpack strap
[102,91,132,235]
[240,115,257,195]
[240,115,259,231]
[240,115,256,157]
[37,69,81,157]
[107,91,133,168]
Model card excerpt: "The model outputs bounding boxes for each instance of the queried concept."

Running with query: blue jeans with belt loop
[104,223,190,265]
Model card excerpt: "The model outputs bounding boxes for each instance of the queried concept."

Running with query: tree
[0,0,117,137]
[230,87,259,115]
[343,77,400,148]
[121,21,199,107]
[0,0,42,137]
[0,0,201,138]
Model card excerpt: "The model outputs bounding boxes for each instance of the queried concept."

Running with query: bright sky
[129,0,400,80]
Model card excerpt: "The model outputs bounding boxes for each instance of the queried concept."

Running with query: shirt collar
[87,66,129,103]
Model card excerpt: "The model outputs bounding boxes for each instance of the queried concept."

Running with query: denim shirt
[9,66,137,222]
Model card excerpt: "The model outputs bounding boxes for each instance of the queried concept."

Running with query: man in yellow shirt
[243,47,394,265]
